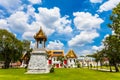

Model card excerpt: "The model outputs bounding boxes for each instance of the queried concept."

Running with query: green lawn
[0,68,120,80]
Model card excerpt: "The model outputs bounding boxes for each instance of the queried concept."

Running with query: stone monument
[27,27,50,74]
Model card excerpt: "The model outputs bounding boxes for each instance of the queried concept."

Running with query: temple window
[74,59,75,62]
[70,59,71,62]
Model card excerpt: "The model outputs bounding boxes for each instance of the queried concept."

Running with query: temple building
[47,49,78,68]
[66,49,77,68]
[47,50,64,68]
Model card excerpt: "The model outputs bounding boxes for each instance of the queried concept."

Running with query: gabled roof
[66,49,77,58]
[34,27,47,41]
[47,50,64,57]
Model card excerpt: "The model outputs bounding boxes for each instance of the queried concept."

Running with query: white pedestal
[26,49,49,74]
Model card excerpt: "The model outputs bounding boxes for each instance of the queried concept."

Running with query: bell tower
[34,27,47,48]
[27,27,50,74]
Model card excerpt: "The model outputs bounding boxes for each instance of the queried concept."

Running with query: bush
[77,64,81,68]
[50,67,54,73]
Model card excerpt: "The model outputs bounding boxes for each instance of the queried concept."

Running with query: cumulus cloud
[28,0,42,4]
[47,40,64,50]
[0,5,72,40]
[92,45,104,51]
[22,7,72,40]
[0,19,9,30]
[68,12,103,47]
[30,41,35,48]
[90,0,103,3]
[68,30,99,47]
[98,0,120,12]
[80,50,93,56]
[73,12,103,31]
[27,5,35,17]
[78,44,104,56]
[0,0,21,13]
[22,31,35,40]
[7,11,29,33]
[35,7,72,34]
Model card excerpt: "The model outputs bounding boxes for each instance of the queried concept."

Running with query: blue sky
[0,0,120,56]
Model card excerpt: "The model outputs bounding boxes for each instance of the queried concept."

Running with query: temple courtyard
[0,68,120,80]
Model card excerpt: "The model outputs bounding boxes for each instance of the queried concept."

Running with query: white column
[42,41,44,48]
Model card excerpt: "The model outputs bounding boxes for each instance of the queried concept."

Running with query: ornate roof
[66,49,77,58]
[47,50,64,57]
[34,27,47,41]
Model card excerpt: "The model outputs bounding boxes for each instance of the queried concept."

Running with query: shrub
[50,67,54,73]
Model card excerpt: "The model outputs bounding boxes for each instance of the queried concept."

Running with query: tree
[22,40,30,51]
[92,52,100,70]
[108,3,120,35]
[105,3,120,72]
[0,29,24,68]
[90,50,105,70]
[103,35,120,72]
[57,56,64,67]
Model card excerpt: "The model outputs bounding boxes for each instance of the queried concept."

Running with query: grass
[0,68,120,80]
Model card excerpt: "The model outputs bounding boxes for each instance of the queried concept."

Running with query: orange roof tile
[47,50,64,57]
[66,49,77,58]
[34,27,47,41]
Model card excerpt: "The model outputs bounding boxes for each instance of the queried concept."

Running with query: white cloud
[0,0,21,13]
[22,31,34,40]
[92,45,104,51]
[27,5,35,16]
[30,41,35,48]
[0,6,72,40]
[80,50,93,56]
[68,30,99,47]
[90,0,103,3]
[68,12,103,47]
[7,11,29,33]
[22,21,55,40]
[98,0,120,12]
[78,44,104,56]
[73,12,103,31]
[47,40,64,50]
[35,7,72,34]
[28,0,42,4]
[101,34,110,43]
[0,19,9,30]
[54,16,72,34]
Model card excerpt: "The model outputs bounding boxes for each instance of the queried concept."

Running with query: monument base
[26,48,50,74]
[26,69,49,74]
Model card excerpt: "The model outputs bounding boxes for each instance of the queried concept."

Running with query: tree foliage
[109,3,120,35]
[91,3,120,72]
[103,3,120,72]
[0,29,30,69]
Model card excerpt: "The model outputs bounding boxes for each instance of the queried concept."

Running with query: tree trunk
[97,62,98,70]
[114,63,119,72]
[109,62,112,72]
[4,60,10,69]
[3,55,11,69]
[87,62,89,69]
[100,61,102,69]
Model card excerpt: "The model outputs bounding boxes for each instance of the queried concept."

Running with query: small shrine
[27,27,50,74]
